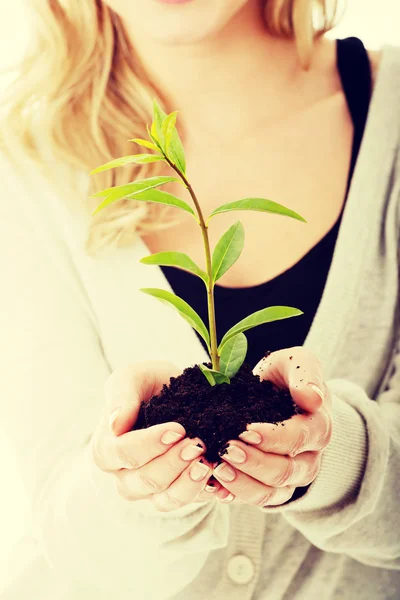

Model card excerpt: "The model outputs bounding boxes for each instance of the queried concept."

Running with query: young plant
[90,99,306,386]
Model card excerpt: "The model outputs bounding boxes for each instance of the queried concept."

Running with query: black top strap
[337,37,372,184]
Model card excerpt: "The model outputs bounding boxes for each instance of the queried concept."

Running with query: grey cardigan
[0,44,399,600]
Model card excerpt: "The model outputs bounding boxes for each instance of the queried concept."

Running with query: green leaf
[199,364,230,387]
[211,221,244,282]
[219,333,248,379]
[128,154,165,164]
[152,99,166,149]
[199,364,215,386]
[90,154,164,175]
[91,177,184,216]
[150,121,158,143]
[166,127,186,175]
[147,124,163,152]
[140,288,210,350]
[152,99,186,175]
[129,138,160,152]
[128,189,195,217]
[90,175,179,199]
[219,306,303,352]
[209,198,307,223]
[162,111,178,151]
[93,188,195,218]
[140,252,208,284]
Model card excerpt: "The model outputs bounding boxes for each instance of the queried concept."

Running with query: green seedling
[90,99,306,386]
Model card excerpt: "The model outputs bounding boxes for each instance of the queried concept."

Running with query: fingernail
[161,430,185,445]
[214,463,236,482]
[181,444,204,461]
[109,406,122,434]
[190,461,210,481]
[308,383,324,401]
[224,445,246,464]
[238,430,262,444]
[220,492,235,503]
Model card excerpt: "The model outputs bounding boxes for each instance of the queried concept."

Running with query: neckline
[162,37,368,295]
[141,42,387,309]
[213,215,342,294]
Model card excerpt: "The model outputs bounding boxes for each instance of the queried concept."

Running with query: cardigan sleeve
[0,160,228,599]
[261,335,400,570]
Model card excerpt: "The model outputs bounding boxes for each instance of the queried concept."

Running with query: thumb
[254,347,325,414]
[289,382,325,414]
[104,361,182,436]
[105,365,142,436]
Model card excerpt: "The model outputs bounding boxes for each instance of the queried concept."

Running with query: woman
[0,0,399,598]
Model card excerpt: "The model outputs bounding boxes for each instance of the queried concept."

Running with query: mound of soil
[134,361,302,463]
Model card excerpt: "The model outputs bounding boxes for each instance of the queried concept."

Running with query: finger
[254,347,325,413]
[105,361,182,436]
[238,409,332,456]
[195,477,222,502]
[100,421,186,471]
[212,462,295,507]
[195,488,219,503]
[215,487,236,504]
[151,459,214,513]
[218,441,321,488]
[114,436,206,501]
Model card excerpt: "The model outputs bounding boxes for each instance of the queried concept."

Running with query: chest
[143,93,353,287]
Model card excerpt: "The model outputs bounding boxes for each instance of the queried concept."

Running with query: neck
[126,1,301,147]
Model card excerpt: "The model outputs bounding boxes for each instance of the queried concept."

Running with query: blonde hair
[0,0,339,256]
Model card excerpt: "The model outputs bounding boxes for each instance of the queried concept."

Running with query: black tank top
[161,37,372,366]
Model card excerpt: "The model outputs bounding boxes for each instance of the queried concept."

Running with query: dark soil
[134,361,303,463]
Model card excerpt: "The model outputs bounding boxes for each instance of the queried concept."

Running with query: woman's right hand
[90,361,220,512]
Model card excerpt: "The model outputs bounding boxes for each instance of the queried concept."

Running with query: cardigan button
[227,554,255,585]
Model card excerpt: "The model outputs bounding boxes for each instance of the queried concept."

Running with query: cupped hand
[212,347,333,507]
[90,360,222,513]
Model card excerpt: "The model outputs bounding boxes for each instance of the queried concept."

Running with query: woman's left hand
[211,347,333,507]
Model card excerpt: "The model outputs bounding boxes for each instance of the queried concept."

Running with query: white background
[0,0,399,570]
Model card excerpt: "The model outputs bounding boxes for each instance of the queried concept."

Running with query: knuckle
[115,442,138,469]
[288,426,309,457]
[250,454,266,476]
[266,431,282,451]
[317,413,333,449]
[153,491,185,512]
[136,470,163,494]
[162,455,182,478]
[307,455,321,484]
[256,487,275,508]
[273,457,296,487]
[239,479,257,499]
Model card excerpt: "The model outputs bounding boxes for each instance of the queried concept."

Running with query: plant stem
[167,160,220,370]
